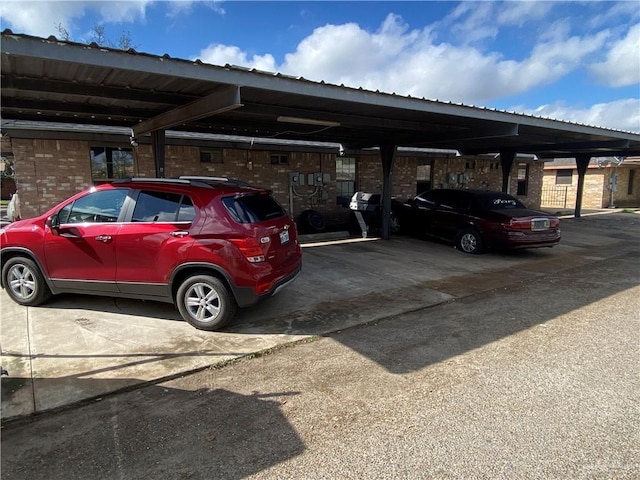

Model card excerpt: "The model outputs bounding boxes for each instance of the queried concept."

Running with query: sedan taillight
[504,219,532,230]
[504,217,559,231]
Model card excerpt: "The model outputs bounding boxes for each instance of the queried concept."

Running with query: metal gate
[541,186,570,208]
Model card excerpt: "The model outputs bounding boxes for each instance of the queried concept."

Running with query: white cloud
[267,14,608,105]
[0,0,86,37]
[516,98,640,133]
[496,1,554,27]
[166,0,225,18]
[196,44,276,72]
[94,1,151,24]
[0,0,151,38]
[590,23,640,87]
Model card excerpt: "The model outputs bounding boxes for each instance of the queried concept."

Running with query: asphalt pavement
[1,210,639,479]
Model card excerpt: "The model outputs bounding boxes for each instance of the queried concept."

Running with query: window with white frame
[336,157,356,206]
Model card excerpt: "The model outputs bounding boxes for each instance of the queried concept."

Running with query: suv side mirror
[47,213,60,235]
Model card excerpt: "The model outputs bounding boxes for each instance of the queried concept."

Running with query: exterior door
[115,189,197,298]
[43,188,128,292]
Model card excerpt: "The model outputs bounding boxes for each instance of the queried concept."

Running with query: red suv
[0,177,302,331]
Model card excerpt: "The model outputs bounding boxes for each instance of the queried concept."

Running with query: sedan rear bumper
[486,229,561,250]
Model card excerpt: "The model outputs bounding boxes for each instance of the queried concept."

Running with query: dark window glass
[132,191,194,223]
[628,170,635,195]
[60,189,128,224]
[90,147,134,181]
[476,193,526,210]
[415,191,439,207]
[200,149,223,163]
[222,194,285,224]
[336,157,356,206]
[555,169,573,185]
[270,154,289,165]
[517,163,529,196]
[439,191,471,210]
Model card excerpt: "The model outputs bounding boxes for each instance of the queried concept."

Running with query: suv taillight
[229,237,267,263]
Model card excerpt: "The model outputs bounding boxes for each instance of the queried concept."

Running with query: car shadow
[323,250,640,375]
[1,383,305,479]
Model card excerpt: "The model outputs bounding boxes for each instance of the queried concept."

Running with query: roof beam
[132,86,243,138]
[0,75,196,105]
[0,97,153,120]
[461,139,631,156]
[405,122,519,145]
[521,139,630,153]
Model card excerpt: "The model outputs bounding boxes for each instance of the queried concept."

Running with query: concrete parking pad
[1,211,638,421]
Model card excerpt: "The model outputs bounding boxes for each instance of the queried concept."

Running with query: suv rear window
[222,194,286,224]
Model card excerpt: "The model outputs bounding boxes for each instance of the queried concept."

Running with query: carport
[2,31,640,238]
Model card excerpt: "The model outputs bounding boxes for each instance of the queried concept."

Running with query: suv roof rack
[178,176,251,187]
[111,177,216,189]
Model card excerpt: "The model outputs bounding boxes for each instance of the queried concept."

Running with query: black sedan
[391,189,561,254]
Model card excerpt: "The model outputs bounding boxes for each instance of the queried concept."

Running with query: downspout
[152,130,166,178]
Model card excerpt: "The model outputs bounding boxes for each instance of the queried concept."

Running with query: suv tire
[176,275,237,331]
[2,257,52,306]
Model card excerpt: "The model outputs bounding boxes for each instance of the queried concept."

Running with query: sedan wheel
[176,275,237,331]
[456,228,484,254]
[390,213,401,234]
[2,257,52,306]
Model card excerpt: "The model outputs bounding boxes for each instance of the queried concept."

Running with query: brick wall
[542,166,640,210]
[11,138,92,216]
[8,136,549,222]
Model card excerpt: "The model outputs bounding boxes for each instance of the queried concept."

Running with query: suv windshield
[222,194,286,224]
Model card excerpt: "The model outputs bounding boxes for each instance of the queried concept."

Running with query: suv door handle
[170,231,189,238]
[95,235,112,243]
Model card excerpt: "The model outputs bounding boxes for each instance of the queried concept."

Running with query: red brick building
[2,122,545,228]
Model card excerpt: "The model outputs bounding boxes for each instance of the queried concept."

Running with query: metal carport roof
[2,30,640,235]
[2,31,639,158]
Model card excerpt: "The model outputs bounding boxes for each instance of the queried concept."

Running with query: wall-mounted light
[277,116,340,127]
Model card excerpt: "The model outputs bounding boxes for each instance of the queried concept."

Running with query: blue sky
[1,1,639,133]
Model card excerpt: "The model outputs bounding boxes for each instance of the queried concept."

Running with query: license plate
[531,218,550,231]
[279,229,290,244]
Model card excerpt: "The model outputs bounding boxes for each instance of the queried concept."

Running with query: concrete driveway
[1,210,638,421]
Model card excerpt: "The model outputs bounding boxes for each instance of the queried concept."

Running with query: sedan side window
[132,190,196,223]
[415,192,438,208]
[440,192,470,211]
[61,189,128,224]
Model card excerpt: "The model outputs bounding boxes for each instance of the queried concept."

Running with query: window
[516,163,529,196]
[59,189,128,224]
[270,154,289,165]
[336,157,356,206]
[476,192,526,210]
[222,194,286,224]
[555,169,573,185]
[90,147,134,181]
[132,191,195,223]
[439,191,470,211]
[416,163,432,194]
[628,170,636,195]
[200,149,223,163]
